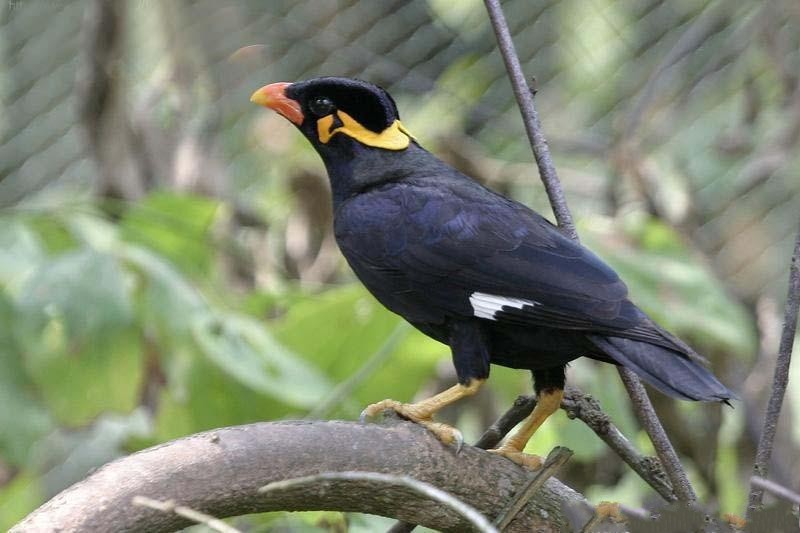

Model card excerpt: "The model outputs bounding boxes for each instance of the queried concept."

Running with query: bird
[250,76,735,467]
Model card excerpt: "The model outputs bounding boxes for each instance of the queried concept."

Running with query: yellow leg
[361,379,484,446]
[488,388,563,468]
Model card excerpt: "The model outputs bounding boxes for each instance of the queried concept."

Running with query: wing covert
[335,178,638,332]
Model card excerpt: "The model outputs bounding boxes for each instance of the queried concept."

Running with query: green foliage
[0,179,773,533]
[119,192,220,276]
[193,311,331,408]
[0,474,42,533]
[582,216,757,359]
[274,285,445,417]
[0,193,337,526]
[0,194,766,529]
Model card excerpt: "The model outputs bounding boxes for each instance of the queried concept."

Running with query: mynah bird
[251,77,735,467]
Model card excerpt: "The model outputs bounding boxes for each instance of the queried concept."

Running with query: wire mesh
[1,0,798,299]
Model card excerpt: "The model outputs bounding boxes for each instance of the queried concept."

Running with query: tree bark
[14,419,591,532]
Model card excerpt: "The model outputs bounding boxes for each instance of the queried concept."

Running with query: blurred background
[1,0,799,530]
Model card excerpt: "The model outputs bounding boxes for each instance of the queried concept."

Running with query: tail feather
[589,335,736,402]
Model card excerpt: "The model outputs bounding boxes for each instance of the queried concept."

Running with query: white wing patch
[469,292,538,320]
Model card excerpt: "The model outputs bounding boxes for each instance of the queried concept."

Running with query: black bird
[251,77,734,467]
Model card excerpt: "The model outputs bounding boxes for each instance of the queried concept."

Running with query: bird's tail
[588,335,736,403]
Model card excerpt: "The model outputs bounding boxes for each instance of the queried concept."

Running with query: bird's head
[250,77,414,152]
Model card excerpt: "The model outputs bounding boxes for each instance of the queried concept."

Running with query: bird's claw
[359,399,404,423]
[487,446,544,469]
[595,501,623,523]
[359,398,462,449]
[453,429,464,453]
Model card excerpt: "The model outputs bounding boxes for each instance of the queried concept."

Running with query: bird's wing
[335,179,666,344]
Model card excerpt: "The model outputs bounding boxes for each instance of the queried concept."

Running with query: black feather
[588,335,736,402]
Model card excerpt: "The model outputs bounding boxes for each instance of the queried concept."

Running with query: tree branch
[473,394,537,449]
[617,369,696,502]
[13,419,592,533]
[749,476,800,507]
[747,222,800,516]
[561,388,676,502]
[481,0,577,241]
[483,0,697,503]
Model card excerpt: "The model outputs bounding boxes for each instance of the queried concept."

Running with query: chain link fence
[2,0,799,299]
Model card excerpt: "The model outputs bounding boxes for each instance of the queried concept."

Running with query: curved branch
[260,472,498,533]
[14,419,592,533]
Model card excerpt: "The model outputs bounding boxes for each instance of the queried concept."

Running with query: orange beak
[250,82,304,125]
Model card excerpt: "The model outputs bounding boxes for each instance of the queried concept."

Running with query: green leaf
[582,217,757,358]
[120,243,205,336]
[0,473,43,532]
[37,410,151,493]
[192,312,332,408]
[119,192,220,276]
[0,292,52,467]
[273,284,446,417]
[17,248,133,339]
[23,330,144,426]
[0,221,45,292]
[152,345,305,442]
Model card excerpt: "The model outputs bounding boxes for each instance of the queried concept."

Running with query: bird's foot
[487,445,544,469]
[595,501,623,523]
[360,399,463,448]
[722,513,746,530]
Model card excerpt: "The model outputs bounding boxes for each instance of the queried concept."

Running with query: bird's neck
[317,141,448,208]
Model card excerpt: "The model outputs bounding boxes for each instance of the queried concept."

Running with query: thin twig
[750,476,800,506]
[482,0,577,241]
[617,369,696,502]
[483,0,696,505]
[474,395,537,450]
[619,503,653,521]
[747,223,800,516]
[132,496,242,533]
[494,447,573,530]
[306,322,411,419]
[561,388,676,502]
[259,471,498,533]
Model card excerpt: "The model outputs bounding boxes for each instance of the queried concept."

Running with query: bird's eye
[309,96,335,117]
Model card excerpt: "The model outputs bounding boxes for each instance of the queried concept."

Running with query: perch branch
[388,387,676,532]
[13,419,591,533]
[747,223,800,516]
[483,0,696,504]
[386,394,542,533]
[260,472,498,533]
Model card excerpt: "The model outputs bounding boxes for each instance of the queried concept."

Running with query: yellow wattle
[317,110,412,150]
